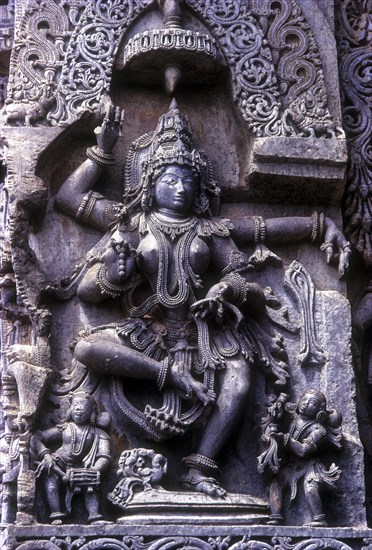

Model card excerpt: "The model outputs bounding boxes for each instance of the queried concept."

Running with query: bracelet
[252,216,267,244]
[157,357,169,391]
[76,191,101,222]
[303,437,317,453]
[86,145,115,166]
[311,211,326,243]
[96,264,127,298]
[39,448,52,458]
[319,213,325,241]
[311,212,319,242]
[221,272,247,306]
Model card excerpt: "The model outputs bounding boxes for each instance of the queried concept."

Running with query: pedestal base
[2,523,372,550]
[116,489,269,525]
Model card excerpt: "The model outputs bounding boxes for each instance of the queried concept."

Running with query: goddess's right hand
[95,105,125,154]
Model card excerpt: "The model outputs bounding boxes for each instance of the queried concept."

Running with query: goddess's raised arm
[55,106,125,231]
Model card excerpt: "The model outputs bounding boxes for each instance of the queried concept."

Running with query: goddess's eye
[161,177,178,186]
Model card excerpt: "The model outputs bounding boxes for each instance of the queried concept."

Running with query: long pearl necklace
[148,213,202,309]
[9,433,19,461]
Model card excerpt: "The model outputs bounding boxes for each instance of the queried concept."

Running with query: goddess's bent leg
[75,331,212,403]
[75,333,160,379]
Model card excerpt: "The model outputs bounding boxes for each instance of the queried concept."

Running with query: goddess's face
[153,165,196,214]
[70,397,93,425]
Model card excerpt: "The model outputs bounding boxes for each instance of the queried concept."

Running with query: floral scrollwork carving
[50,0,152,126]
[1,0,71,126]
[12,536,355,550]
[337,0,372,266]
[186,0,337,137]
[186,0,282,137]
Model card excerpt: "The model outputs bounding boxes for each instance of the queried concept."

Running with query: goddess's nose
[175,178,186,192]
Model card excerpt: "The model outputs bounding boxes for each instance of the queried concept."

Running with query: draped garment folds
[70,209,288,441]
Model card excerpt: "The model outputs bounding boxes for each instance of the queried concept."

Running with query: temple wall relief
[0,1,371,548]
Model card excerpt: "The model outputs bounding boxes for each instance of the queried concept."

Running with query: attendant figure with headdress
[30,391,111,524]
[259,389,342,526]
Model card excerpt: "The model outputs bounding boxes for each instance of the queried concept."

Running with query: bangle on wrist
[87,145,115,166]
[39,448,52,458]
[319,212,325,241]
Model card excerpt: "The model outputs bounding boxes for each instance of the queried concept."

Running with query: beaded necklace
[148,213,202,309]
[150,212,198,241]
[69,423,91,456]
[9,433,19,461]
[289,415,317,441]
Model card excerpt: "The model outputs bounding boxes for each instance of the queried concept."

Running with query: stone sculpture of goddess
[54,100,350,497]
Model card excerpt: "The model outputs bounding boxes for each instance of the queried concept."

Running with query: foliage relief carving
[2,0,338,138]
[337,0,372,265]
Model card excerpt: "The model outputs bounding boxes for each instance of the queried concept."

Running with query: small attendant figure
[31,391,111,524]
[260,389,342,526]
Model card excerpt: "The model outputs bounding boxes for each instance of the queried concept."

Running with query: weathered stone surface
[3,524,372,550]
[0,0,369,547]
[247,137,347,206]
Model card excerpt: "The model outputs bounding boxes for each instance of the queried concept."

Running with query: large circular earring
[193,192,209,214]
[316,410,326,423]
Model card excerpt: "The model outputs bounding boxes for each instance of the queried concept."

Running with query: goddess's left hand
[321,217,351,278]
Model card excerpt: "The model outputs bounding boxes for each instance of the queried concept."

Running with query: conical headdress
[122,99,221,217]
[144,98,206,175]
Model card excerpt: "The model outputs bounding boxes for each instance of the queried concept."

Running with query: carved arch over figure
[4,0,341,138]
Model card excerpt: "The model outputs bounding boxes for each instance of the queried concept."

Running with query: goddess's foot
[167,362,215,406]
[180,472,226,498]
